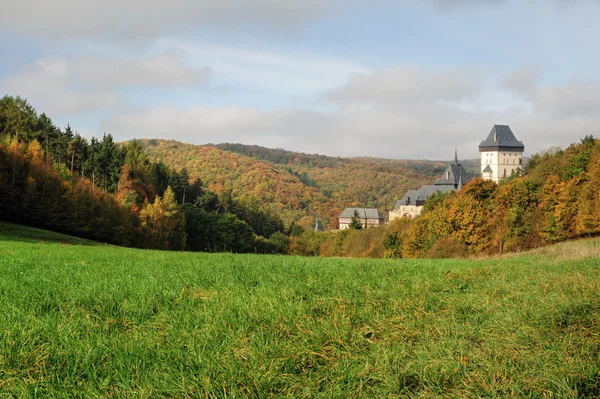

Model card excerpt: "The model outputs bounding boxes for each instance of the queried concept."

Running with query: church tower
[479,125,524,183]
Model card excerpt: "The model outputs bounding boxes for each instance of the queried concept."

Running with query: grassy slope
[1,223,599,398]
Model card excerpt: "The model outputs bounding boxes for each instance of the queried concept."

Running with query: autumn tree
[140,186,186,250]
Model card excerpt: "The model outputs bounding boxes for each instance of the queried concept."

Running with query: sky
[1,0,599,160]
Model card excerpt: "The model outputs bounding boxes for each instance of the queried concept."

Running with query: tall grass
[0,222,599,397]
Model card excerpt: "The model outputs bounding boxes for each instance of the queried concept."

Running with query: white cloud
[0,0,340,39]
[0,57,119,116]
[103,105,277,141]
[99,65,600,160]
[533,79,600,118]
[325,66,484,107]
[71,52,211,88]
[429,0,506,9]
[100,100,492,160]
[501,65,540,97]
[0,51,210,116]
[163,40,369,97]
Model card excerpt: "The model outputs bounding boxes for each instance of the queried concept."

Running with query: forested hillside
[215,143,453,214]
[290,135,600,259]
[140,140,447,227]
[0,96,289,253]
[139,140,339,227]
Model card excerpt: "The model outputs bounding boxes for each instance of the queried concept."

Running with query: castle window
[503,169,506,177]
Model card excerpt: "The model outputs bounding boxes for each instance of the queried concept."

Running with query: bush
[424,237,469,259]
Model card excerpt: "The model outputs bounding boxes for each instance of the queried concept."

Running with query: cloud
[324,66,484,106]
[100,100,491,160]
[71,53,211,88]
[428,0,507,10]
[533,79,600,118]
[103,105,277,140]
[99,64,600,160]
[0,57,119,116]
[503,65,600,118]
[160,40,369,97]
[0,51,210,116]
[0,0,340,39]
[501,65,540,97]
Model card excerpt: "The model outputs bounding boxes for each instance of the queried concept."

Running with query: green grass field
[1,222,599,398]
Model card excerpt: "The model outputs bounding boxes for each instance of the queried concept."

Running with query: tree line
[0,95,288,253]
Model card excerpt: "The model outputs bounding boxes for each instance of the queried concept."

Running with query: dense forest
[288,135,600,258]
[139,140,448,228]
[0,96,288,253]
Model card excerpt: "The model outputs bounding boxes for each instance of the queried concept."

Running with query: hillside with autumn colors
[138,139,450,228]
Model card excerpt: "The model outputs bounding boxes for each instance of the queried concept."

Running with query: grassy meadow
[0,222,599,398]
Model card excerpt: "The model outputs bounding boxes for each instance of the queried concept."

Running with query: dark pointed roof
[393,150,472,210]
[479,125,524,152]
[314,220,324,232]
[482,164,493,173]
[433,150,473,188]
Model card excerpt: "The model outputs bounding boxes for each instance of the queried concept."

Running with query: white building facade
[479,125,525,183]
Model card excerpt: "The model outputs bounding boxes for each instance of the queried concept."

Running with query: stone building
[389,150,472,221]
[338,208,385,230]
[479,125,524,183]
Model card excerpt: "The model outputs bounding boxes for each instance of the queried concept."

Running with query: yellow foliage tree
[140,186,186,250]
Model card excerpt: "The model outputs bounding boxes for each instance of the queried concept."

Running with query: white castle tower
[479,125,524,183]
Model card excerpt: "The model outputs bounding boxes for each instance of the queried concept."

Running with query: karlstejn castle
[389,124,524,222]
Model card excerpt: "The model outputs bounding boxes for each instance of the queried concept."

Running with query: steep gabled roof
[433,150,473,188]
[479,125,524,152]
[394,185,455,208]
[339,208,384,219]
[414,185,455,202]
[434,163,472,187]
[482,164,493,173]
[394,190,419,209]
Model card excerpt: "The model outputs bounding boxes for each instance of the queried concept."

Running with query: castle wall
[481,150,523,183]
[389,205,422,221]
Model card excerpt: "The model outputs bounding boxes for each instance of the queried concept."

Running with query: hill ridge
[138,139,451,227]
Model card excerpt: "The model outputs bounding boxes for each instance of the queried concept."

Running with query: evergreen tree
[350,210,363,230]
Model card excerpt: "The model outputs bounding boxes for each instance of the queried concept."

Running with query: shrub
[424,237,469,259]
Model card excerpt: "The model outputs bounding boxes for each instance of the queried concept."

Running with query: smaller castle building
[339,208,385,230]
[389,150,472,221]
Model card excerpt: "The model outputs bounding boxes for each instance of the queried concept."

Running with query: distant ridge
[138,140,450,227]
